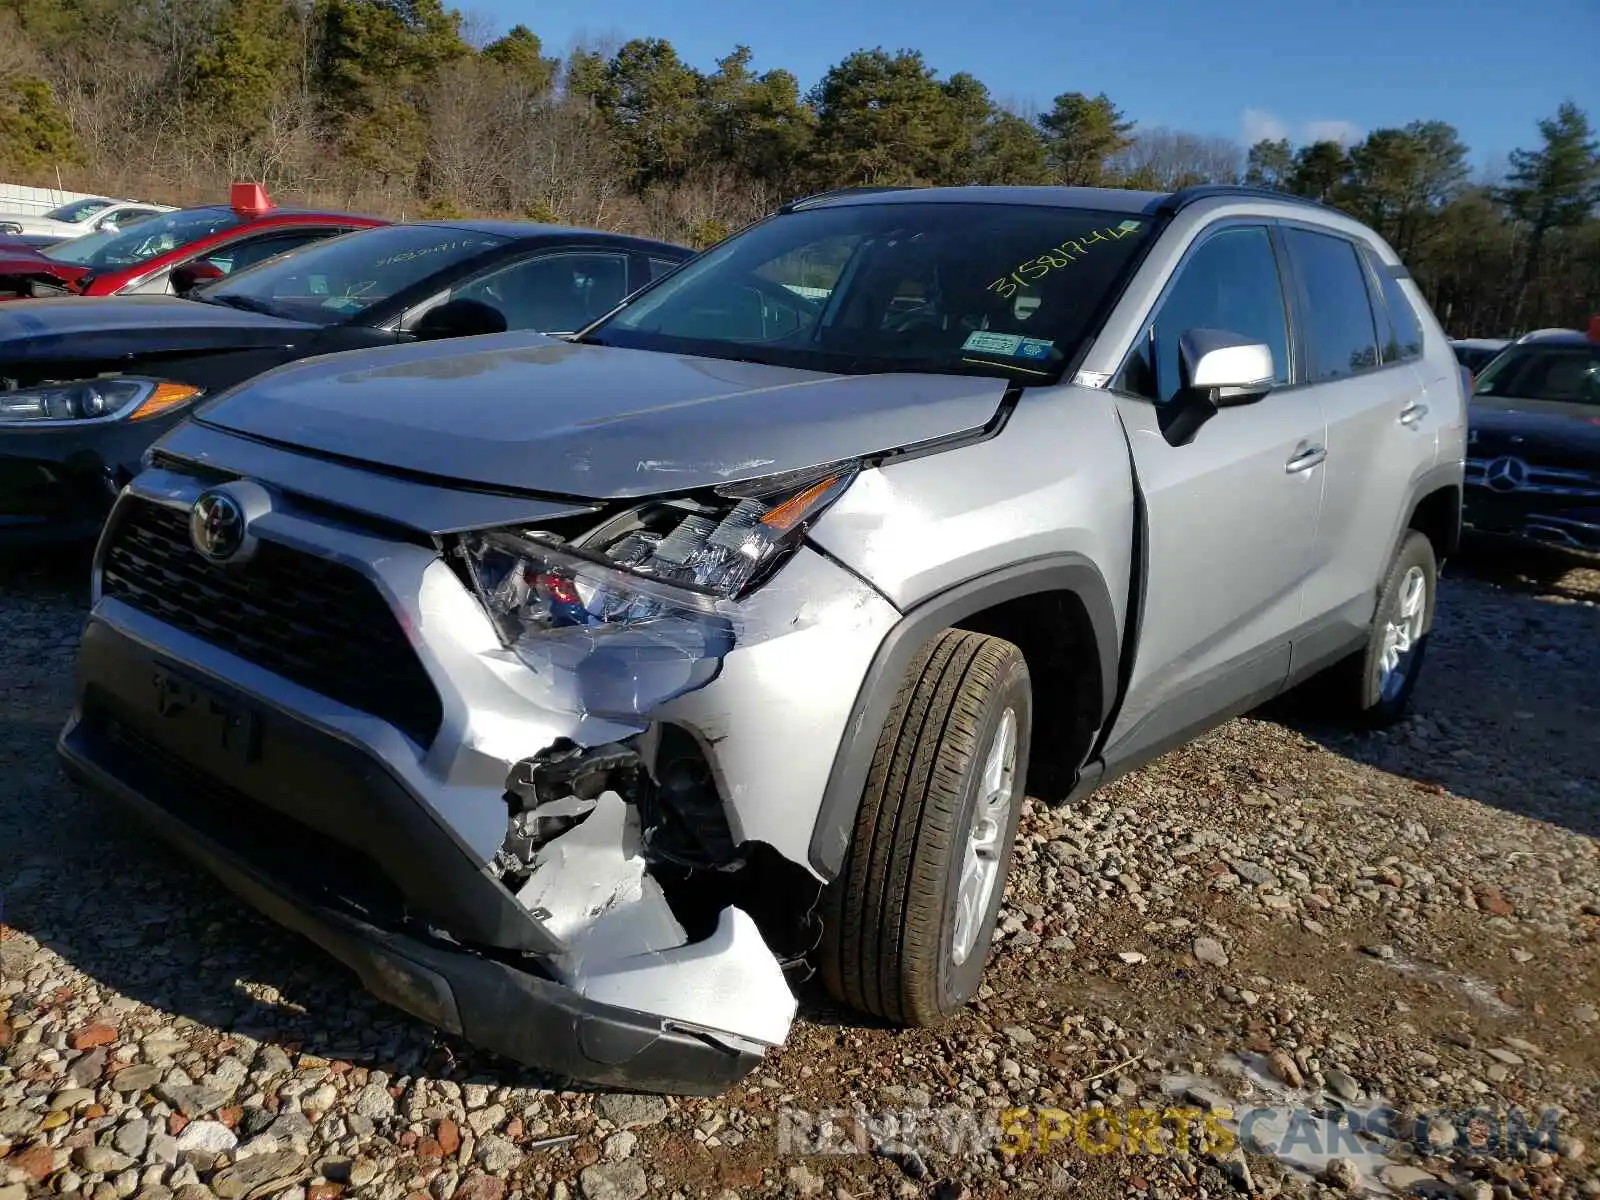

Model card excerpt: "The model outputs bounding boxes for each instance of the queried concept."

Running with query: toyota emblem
[190,490,248,562]
[1484,456,1529,494]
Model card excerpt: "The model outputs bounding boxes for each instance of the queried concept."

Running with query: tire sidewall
[1361,534,1437,717]
[933,655,1032,1011]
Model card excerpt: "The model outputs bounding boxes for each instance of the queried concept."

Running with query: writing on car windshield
[589,202,1154,381]
[204,227,509,325]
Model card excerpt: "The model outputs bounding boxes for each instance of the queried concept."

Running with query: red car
[0,184,386,301]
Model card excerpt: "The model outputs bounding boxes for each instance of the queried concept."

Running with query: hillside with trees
[0,0,1595,334]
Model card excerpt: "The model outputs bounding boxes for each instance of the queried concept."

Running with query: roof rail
[1153,184,1330,217]
[779,186,919,213]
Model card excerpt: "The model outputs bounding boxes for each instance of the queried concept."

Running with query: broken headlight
[461,465,857,719]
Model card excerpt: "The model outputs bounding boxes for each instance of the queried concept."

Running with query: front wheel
[818,628,1032,1027]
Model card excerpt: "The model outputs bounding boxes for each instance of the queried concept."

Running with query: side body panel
[1103,389,1323,761]
[1281,223,1451,662]
[809,385,1135,623]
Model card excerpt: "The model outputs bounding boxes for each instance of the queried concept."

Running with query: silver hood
[193,331,1010,498]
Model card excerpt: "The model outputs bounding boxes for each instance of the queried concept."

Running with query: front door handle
[1285,444,1327,474]
[1399,401,1429,427]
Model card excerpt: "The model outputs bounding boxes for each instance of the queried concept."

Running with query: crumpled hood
[0,295,319,362]
[196,331,1012,498]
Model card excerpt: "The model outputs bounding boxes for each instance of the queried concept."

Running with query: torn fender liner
[513,790,797,1051]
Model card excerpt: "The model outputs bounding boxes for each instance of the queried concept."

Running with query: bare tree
[1110,127,1244,188]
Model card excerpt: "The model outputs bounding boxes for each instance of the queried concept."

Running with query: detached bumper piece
[58,714,763,1096]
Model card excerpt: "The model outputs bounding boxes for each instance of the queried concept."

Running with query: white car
[0,196,173,242]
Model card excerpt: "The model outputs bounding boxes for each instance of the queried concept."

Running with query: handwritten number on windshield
[987,224,1141,300]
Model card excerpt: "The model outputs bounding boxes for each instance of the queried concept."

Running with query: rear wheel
[819,628,1031,1026]
[1333,530,1437,726]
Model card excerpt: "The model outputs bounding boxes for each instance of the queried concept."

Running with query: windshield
[41,208,241,268]
[200,224,510,324]
[1474,343,1600,407]
[44,199,112,224]
[586,201,1156,381]
[1452,344,1505,373]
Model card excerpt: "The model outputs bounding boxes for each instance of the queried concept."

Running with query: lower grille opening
[101,711,410,929]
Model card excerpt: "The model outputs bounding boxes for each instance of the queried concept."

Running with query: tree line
[0,0,1595,334]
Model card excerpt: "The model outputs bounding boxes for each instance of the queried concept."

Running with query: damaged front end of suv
[446,466,874,1066]
[59,441,901,1094]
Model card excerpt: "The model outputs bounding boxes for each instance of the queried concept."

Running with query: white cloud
[1240,109,1364,147]
[1241,107,1290,144]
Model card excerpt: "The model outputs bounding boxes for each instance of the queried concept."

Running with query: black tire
[819,628,1032,1026]
[1334,530,1438,726]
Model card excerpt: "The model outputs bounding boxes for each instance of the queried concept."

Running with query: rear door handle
[1399,401,1429,427]
[1285,444,1327,474]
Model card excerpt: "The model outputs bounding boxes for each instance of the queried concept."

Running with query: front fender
[805,554,1121,879]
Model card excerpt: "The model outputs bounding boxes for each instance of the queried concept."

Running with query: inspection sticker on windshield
[963,331,1023,356]
[963,331,1054,359]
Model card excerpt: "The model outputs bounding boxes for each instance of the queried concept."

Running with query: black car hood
[1470,398,1600,466]
[195,331,1012,499]
[0,295,320,364]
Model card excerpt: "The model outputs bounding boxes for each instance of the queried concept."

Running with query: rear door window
[1283,228,1381,381]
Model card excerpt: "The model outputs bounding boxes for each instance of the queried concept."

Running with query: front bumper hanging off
[57,600,795,1096]
[60,720,763,1094]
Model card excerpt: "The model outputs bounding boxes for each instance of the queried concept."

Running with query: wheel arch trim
[1403,461,1464,560]
[806,553,1120,880]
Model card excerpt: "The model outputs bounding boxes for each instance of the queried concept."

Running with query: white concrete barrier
[0,181,106,217]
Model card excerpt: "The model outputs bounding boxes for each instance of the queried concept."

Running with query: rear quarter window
[1373,257,1425,363]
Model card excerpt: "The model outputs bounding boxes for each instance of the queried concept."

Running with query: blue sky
[472,0,1599,167]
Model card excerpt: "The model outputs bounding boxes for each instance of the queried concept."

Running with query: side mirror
[412,297,508,340]
[1179,328,1275,405]
[1159,329,1276,447]
[172,260,226,295]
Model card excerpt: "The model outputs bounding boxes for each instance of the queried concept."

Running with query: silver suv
[60,185,1466,1094]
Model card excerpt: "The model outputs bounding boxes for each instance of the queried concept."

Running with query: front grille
[101,497,444,746]
[1466,457,1600,499]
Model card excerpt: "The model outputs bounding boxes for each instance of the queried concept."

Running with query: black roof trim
[779,186,920,213]
[1149,184,1332,217]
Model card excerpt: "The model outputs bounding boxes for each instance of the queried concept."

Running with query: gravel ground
[1,542,1597,1200]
